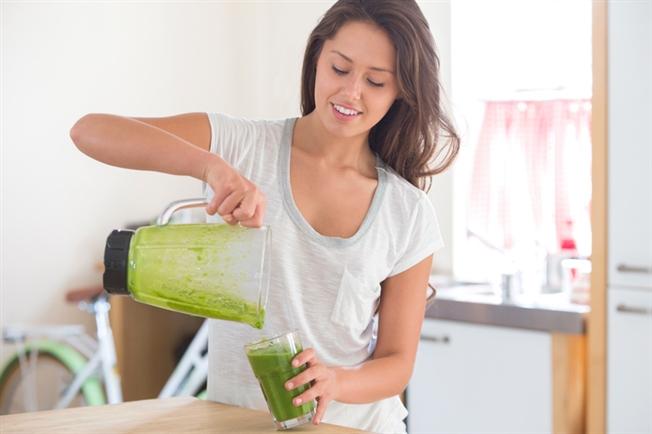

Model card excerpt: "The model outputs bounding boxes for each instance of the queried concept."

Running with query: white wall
[1,1,453,362]
[420,1,454,275]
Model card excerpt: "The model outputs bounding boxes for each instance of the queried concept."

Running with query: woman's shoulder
[208,112,289,131]
[377,162,429,210]
[205,113,293,170]
[375,163,443,260]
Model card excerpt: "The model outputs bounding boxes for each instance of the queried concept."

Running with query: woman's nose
[342,75,363,100]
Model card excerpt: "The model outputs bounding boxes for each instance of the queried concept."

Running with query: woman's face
[313,20,399,140]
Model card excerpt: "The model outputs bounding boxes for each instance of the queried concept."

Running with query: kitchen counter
[420,285,589,433]
[428,286,589,334]
[0,397,364,433]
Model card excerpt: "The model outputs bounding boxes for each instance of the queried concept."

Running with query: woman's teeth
[333,104,360,116]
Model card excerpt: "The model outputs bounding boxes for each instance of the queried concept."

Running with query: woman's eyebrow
[330,50,394,74]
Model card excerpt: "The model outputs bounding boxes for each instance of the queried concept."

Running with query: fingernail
[294,398,302,405]
[292,360,299,367]
[285,382,293,390]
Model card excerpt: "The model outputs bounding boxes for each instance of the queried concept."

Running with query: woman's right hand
[203,157,266,228]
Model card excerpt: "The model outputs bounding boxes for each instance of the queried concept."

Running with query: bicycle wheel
[0,341,105,414]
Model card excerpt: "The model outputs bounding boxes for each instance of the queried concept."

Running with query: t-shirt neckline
[278,117,387,248]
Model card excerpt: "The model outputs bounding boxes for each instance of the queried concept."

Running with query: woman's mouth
[331,103,362,121]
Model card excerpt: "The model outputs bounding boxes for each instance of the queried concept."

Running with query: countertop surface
[427,286,589,334]
[0,397,364,433]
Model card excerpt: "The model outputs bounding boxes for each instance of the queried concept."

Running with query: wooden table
[0,397,364,433]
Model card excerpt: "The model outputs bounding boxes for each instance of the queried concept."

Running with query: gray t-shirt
[205,113,444,433]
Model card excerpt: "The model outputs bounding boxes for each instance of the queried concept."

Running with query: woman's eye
[332,65,384,88]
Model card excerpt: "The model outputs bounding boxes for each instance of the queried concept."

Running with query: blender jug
[103,198,270,329]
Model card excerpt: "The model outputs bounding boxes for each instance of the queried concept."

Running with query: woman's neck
[294,112,376,176]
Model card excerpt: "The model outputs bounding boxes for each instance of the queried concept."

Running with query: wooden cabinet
[109,296,203,401]
[607,288,652,433]
[607,0,652,290]
[407,319,552,434]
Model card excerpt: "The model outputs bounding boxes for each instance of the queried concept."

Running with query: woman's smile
[331,102,362,121]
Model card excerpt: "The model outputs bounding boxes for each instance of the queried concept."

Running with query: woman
[71,1,459,432]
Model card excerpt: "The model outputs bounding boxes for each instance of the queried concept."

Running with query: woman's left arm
[287,254,433,424]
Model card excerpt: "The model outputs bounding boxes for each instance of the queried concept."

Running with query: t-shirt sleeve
[203,113,264,209]
[389,193,445,276]
[206,112,260,171]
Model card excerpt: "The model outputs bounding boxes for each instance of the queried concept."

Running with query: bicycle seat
[65,286,105,304]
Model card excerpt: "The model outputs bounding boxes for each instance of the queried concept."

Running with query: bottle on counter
[545,219,578,292]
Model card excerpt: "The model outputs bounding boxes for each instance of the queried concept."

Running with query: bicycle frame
[88,295,122,405]
[2,295,208,412]
[53,295,122,407]
[3,295,122,410]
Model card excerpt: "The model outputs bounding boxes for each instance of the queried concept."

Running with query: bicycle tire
[0,340,106,414]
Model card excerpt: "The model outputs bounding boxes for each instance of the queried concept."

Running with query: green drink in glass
[245,331,316,429]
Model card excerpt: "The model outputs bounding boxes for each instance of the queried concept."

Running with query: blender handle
[156,198,208,226]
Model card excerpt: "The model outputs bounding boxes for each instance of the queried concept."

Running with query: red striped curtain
[466,99,592,257]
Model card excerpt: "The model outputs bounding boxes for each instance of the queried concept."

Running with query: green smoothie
[126,223,266,329]
[245,337,315,427]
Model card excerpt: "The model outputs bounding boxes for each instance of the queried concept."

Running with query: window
[450,0,592,288]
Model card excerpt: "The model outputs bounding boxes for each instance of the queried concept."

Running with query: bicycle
[0,286,209,414]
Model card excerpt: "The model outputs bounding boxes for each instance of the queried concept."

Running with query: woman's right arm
[70,112,215,182]
[70,113,266,227]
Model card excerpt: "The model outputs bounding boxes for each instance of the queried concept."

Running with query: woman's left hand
[285,348,340,425]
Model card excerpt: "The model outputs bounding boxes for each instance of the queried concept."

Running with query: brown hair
[301,0,460,191]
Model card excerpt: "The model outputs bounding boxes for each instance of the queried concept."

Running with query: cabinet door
[607,288,652,434]
[407,319,551,434]
[607,1,652,289]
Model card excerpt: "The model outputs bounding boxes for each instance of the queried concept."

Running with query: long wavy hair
[301,0,459,191]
